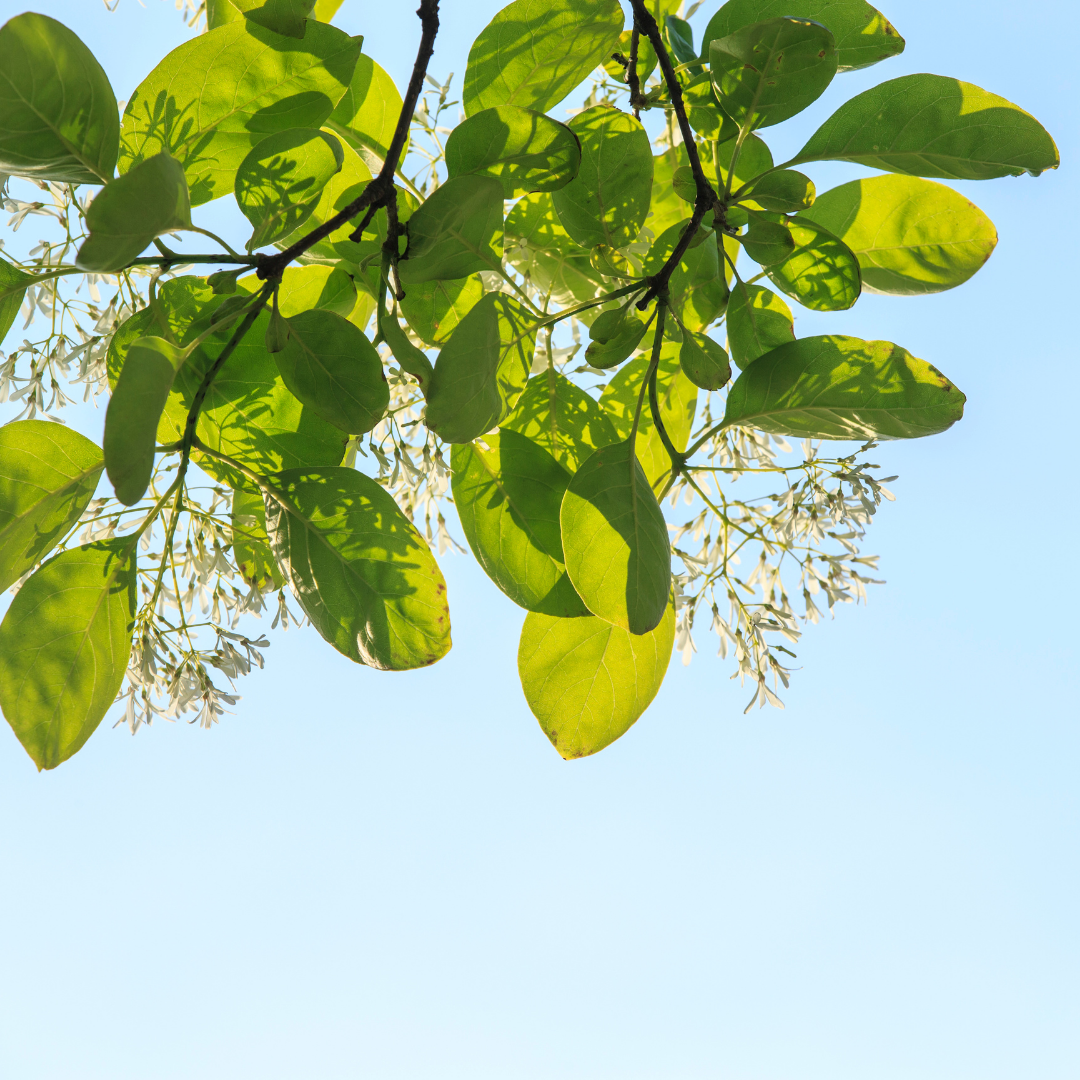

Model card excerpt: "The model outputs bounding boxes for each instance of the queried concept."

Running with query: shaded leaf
[452,431,588,616]
[726,281,795,369]
[560,438,671,634]
[551,105,653,250]
[644,219,729,331]
[0,539,136,770]
[425,293,537,443]
[464,0,623,117]
[275,309,388,434]
[0,256,35,346]
[0,13,119,184]
[104,336,187,505]
[231,483,283,588]
[446,106,580,197]
[710,17,837,130]
[743,168,815,213]
[518,601,674,759]
[791,74,1060,180]
[398,174,504,285]
[702,0,904,72]
[206,0,316,38]
[119,20,360,205]
[799,173,998,295]
[584,315,646,369]
[680,332,731,390]
[379,307,434,392]
[263,467,451,670]
[235,127,343,250]
[77,153,191,272]
[766,215,861,310]
[723,333,966,439]
[501,370,619,473]
[0,420,104,593]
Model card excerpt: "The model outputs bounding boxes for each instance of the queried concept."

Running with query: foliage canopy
[0,0,1057,768]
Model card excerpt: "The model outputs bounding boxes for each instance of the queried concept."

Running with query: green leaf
[790,74,1060,180]
[231,483,283,588]
[584,316,646,369]
[710,17,838,130]
[766,216,861,310]
[274,309,388,434]
[464,0,623,117]
[0,420,104,593]
[723,334,966,439]
[0,13,119,185]
[104,336,187,505]
[501,370,619,473]
[207,0,316,38]
[709,131,773,192]
[76,153,191,273]
[600,345,698,489]
[0,538,136,770]
[312,0,343,18]
[504,193,604,308]
[559,438,670,635]
[425,293,537,443]
[518,601,674,759]
[328,54,404,164]
[743,168,815,213]
[108,277,347,486]
[680,332,731,390]
[398,275,484,347]
[398,175,504,285]
[683,72,739,142]
[0,257,35,345]
[726,281,795,369]
[650,146,692,236]
[445,106,581,198]
[262,467,451,670]
[119,20,360,205]
[702,0,904,72]
[665,14,699,69]
[739,215,795,266]
[451,431,588,617]
[268,263,357,317]
[378,307,434,392]
[235,127,343,250]
[798,173,998,295]
[551,105,653,250]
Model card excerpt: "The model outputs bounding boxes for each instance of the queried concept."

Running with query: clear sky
[0,1,1077,1077]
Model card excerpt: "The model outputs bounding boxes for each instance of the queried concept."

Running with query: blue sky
[0,1,1077,1077]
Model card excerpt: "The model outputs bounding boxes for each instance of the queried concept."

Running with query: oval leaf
[398,174,504,285]
[398,274,484,347]
[77,153,192,272]
[726,281,795,369]
[445,105,581,197]
[451,430,588,617]
[766,216,861,310]
[710,17,838,129]
[518,601,675,759]
[464,0,624,117]
[0,13,119,184]
[104,335,187,505]
[262,467,451,670]
[0,539,136,770]
[0,420,104,592]
[329,53,405,163]
[379,307,434,392]
[119,20,360,204]
[702,0,904,72]
[680,332,731,390]
[235,127,343,250]
[425,293,537,444]
[791,74,1060,180]
[559,439,671,635]
[275,309,388,434]
[722,333,966,439]
[551,105,653,250]
[799,173,998,295]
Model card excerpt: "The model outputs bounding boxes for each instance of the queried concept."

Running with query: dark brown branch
[627,27,643,118]
[256,0,441,281]
[628,0,724,309]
